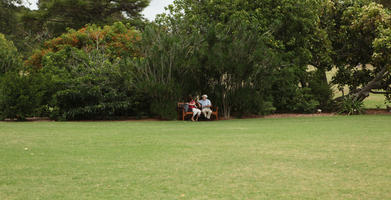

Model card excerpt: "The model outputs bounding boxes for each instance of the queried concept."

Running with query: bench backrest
[177,102,186,108]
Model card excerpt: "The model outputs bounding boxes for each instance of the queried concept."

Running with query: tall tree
[153,0,326,118]
[0,0,29,49]
[325,0,391,102]
[0,0,19,36]
[23,0,150,36]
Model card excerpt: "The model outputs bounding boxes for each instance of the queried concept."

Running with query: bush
[0,72,44,120]
[231,87,276,116]
[338,97,365,115]
[39,48,142,120]
[308,72,335,112]
[271,68,320,113]
[21,22,146,120]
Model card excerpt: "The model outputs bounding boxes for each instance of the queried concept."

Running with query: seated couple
[188,94,213,121]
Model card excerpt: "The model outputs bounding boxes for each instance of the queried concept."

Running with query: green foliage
[132,25,194,119]
[338,96,365,115]
[1,0,148,59]
[13,22,144,120]
[308,70,335,111]
[0,33,31,120]
[230,88,276,116]
[0,33,22,74]
[0,71,44,120]
[327,1,391,100]
[26,22,141,69]
[0,1,44,57]
[0,0,19,36]
[23,0,150,36]
[42,51,141,120]
[155,0,327,118]
[9,0,391,120]
[270,67,324,113]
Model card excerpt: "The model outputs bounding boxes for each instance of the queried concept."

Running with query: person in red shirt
[188,96,201,121]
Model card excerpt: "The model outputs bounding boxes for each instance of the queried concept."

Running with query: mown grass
[1,116,390,199]
[364,94,389,109]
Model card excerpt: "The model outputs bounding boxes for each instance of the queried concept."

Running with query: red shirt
[189,100,196,109]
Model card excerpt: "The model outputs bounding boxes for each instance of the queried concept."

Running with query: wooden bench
[177,102,219,121]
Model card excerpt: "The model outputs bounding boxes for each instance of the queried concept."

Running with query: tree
[326,1,391,103]
[155,0,328,118]
[132,24,198,119]
[0,32,38,120]
[23,0,150,36]
[26,22,141,69]
[0,0,33,55]
[0,33,22,75]
[0,0,19,36]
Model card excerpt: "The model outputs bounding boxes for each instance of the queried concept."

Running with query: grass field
[364,94,389,109]
[1,116,391,199]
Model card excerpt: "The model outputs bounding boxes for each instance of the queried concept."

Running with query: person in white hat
[198,94,212,119]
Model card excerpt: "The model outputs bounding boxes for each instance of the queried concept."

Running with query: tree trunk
[318,68,329,85]
[352,66,390,102]
[370,90,391,94]
[222,95,231,119]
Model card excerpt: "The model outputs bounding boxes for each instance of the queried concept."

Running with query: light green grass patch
[1,116,390,199]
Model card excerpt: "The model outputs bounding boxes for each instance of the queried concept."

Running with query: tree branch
[370,90,391,94]
[352,66,390,101]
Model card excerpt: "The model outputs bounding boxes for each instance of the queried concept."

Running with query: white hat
[202,94,208,98]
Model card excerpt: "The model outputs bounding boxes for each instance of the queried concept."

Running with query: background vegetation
[1,0,391,120]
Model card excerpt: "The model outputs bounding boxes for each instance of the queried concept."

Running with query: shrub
[22,22,145,120]
[0,72,44,120]
[231,87,276,116]
[308,75,335,112]
[271,68,320,113]
[338,97,365,115]
[39,48,142,120]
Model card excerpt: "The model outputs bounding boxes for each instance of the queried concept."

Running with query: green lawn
[364,94,389,109]
[1,116,391,199]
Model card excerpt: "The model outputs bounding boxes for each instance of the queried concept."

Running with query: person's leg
[207,108,212,119]
[202,108,208,118]
[192,108,197,121]
[195,109,201,121]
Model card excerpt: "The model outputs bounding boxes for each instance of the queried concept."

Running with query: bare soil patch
[263,113,336,119]
[365,109,391,115]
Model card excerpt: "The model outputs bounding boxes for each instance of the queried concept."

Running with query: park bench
[177,102,219,121]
